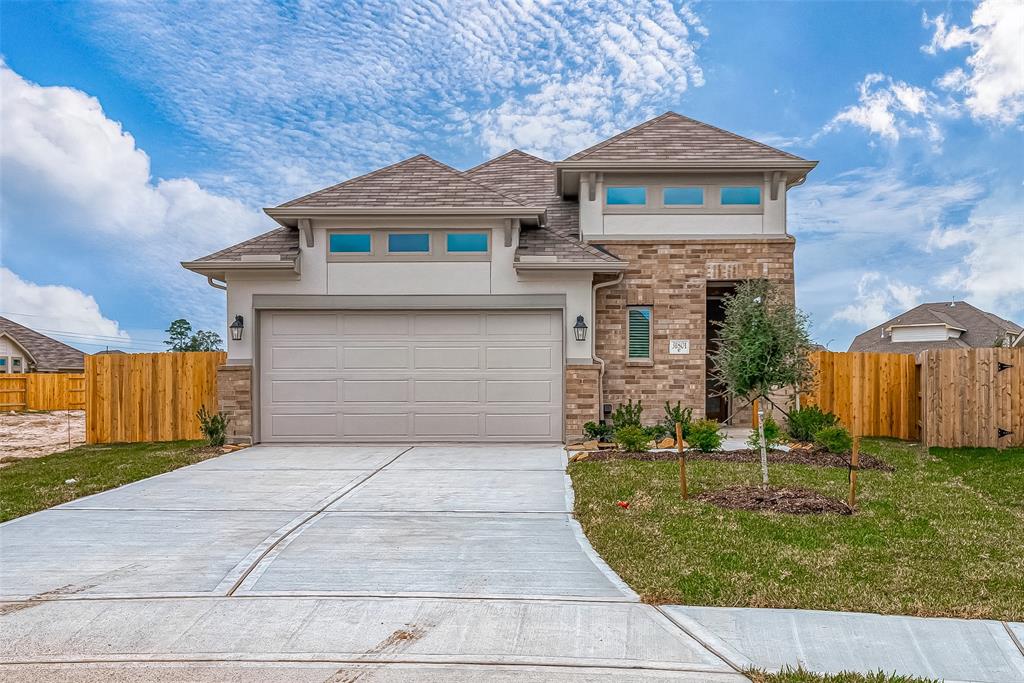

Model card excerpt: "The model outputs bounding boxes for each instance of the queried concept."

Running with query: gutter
[592,271,625,422]
[515,261,628,272]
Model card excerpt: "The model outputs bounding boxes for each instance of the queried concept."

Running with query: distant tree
[710,279,815,486]
[164,319,224,352]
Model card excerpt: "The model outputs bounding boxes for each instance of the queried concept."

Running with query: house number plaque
[669,339,690,355]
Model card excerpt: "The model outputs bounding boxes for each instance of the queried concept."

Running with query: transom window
[606,186,647,205]
[627,307,652,360]
[720,186,761,205]
[446,232,488,253]
[663,187,704,205]
[387,233,430,253]
[329,233,372,253]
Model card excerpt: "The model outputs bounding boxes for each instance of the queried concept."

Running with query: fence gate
[919,348,1024,449]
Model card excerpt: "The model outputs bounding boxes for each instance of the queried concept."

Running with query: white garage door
[259,310,563,442]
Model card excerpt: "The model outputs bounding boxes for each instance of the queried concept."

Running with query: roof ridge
[464,149,554,175]
[279,154,432,207]
[663,111,804,160]
[418,155,530,207]
[565,112,675,161]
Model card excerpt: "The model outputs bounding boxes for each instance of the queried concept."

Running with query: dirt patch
[0,410,85,463]
[697,485,852,515]
[581,446,893,471]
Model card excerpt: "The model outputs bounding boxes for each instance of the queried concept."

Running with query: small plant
[663,401,693,438]
[687,419,723,453]
[814,425,853,454]
[747,414,785,450]
[583,421,613,442]
[610,399,644,431]
[787,405,839,441]
[197,404,228,447]
[614,425,651,453]
[644,423,671,442]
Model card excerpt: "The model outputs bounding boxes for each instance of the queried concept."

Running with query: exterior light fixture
[229,315,244,341]
[573,315,588,342]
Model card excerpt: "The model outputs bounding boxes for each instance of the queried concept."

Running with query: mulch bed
[581,446,893,471]
[696,485,852,515]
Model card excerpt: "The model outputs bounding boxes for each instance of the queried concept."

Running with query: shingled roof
[278,154,530,210]
[564,111,808,163]
[193,227,300,263]
[464,150,556,206]
[0,316,86,372]
[848,301,1023,353]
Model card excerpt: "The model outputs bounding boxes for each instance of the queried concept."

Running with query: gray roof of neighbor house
[0,316,86,371]
[276,154,531,210]
[564,111,809,164]
[848,301,1023,354]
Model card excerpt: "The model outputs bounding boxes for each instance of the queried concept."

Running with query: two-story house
[183,113,816,444]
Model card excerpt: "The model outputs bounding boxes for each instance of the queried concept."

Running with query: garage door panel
[261,310,562,442]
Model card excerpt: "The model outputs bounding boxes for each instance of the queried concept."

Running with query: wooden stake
[676,421,687,500]
[848,435,860,509]
[751,398,759,429]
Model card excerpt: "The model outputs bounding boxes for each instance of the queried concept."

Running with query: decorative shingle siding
[217,364,252,444]
[565,364,601,442]
[594,238,795,422]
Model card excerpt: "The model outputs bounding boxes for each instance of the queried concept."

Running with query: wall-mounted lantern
[229,315,245,341]
[573,315,588,342]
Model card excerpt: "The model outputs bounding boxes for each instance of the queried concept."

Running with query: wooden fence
[919,347,1023,449]
[0,373,86,411]
[85,351,225,444]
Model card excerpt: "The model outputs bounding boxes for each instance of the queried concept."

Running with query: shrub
[197,405,228,447]
[614,425,651,452]
[611,399,643,431]
[644,423,671,442]
[814,425,853,454]
[582,421,613,442]
[663,401,693,439]
[787,405,839,441]
[747,414,785,450]
[687,419,723,452]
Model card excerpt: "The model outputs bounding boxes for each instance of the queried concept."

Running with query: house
[0,316,86,373]
[182,112,816,444]
[848,301,1023,354]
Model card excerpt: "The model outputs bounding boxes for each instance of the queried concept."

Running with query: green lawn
[569,439,1024,620]
[749,669,938,683]
[0,440,217,522]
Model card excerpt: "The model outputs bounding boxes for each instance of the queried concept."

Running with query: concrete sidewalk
[665,606,1024,683]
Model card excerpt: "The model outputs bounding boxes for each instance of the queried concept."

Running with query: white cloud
[0,64,267,328]
[820,73,956,144]
[0,267,130,347]
[924,0,1024,124]
[832,272,924,328]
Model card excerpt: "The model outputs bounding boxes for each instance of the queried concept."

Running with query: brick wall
[593,237,795,424]
[565,363,601,442]
[217,364,252,444]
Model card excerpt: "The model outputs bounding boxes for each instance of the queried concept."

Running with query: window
[388,233,430,253]
[720,186,761,205]
[606,186,646,205]
[628,307,652,360]
[446,232,488,253]
[11,358,22,373]
[663,187,704,206]
[329,233,372,253]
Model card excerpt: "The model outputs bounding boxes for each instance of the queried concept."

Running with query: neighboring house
[0,316,86,373]
[183,112,816,444]
[848,301,1023,354]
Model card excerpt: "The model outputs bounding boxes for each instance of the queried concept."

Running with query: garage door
[259,310,563,442]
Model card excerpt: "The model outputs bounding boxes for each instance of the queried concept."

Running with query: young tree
[710,279,815,486]
[164,319,224,352]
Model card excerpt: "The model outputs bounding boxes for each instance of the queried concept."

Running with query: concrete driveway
[0,444,745,681]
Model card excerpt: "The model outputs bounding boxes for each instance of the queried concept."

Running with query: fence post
[848,435,860,509]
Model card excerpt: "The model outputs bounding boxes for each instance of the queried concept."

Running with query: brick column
[217,364,252,444]
[565,364,601,443]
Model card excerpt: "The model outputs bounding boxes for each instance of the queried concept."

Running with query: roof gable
[464,150,555,205]
[0,316,86,371]
[279,154,529,210]
[848,301,1023,352]
[564,112,807,163]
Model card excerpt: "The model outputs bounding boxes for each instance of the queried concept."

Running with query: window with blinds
[628,307,651,359]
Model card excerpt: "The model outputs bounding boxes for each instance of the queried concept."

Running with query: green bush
[787,405,839,441]
[611,399,644,430]
[747,414,786,450]
[663,401,693,439]
[582,421,613,442]
[196,405,228,447]
[644,423,672,442]
[687,419,723,452]
[614,425,651,452]
[814,425,853,454]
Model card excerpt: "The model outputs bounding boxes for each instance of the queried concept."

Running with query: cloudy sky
[1,0,1021,353]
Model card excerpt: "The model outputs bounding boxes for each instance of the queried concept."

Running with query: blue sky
[1,0,1021,353]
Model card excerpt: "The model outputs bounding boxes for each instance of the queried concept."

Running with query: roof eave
[514,261,628,272]
[555,159,818,171]
[180,259,300,279]
[265,206,545,227]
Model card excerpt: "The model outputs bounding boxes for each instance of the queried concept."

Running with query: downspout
[591,271,624,423]
[206,276,227,291]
